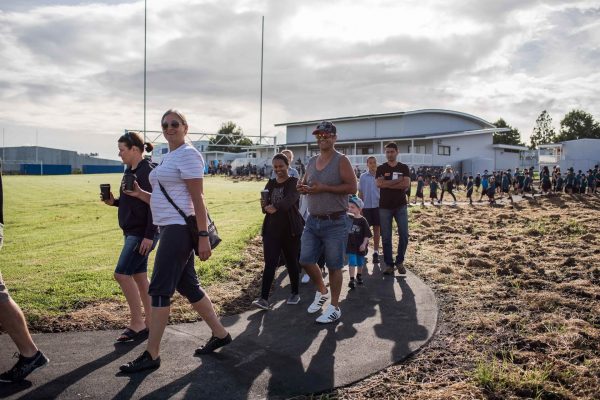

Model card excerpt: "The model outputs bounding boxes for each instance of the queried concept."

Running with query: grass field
[0,174,265,321]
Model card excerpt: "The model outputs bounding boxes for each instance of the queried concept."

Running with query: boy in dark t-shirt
[346,196,372,288]
[415,175,425,205]
[466,176,474,205]
[429,176,439,204]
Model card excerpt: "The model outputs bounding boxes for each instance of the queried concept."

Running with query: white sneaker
[307,291,328,314]
[316,304,342,324]
[301,274,310,284]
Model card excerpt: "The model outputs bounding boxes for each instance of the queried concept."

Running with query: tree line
[493,109,600,149]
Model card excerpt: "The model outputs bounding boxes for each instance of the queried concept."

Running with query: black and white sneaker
[348,279,356,290]
[307,291,328,314]
[286,294,300,305]
[252,298,270,310]
[0,351,49,382]
[316,305,342,324]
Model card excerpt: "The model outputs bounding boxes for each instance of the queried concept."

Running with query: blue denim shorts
[347,253,365,267]
[115,234,157,275]
[299,214,351,270]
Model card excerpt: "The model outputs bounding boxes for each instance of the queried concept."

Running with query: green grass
[0,175,265,318]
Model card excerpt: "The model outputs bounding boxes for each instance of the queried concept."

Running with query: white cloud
[0,0,599,159]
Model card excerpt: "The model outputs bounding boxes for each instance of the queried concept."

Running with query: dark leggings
[261,232,300,300]
[440,185,456,202]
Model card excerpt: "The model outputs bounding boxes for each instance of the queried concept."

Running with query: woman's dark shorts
[149,225,205,305]
[362,207,380,227]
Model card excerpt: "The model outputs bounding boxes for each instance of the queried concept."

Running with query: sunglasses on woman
[161,120,183,130]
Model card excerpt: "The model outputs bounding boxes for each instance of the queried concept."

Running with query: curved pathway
[0,264,437,400]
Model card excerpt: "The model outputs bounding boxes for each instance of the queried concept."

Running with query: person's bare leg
[302,263,327,294]
[133,273,152,326]
[0,298,38,357]
[373,226,381,254]
[328,269,343,307]
[146,306,170,359]
[114,273,146,332]
[190,295,227,338]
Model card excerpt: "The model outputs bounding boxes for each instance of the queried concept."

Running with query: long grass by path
[0,174,265,321]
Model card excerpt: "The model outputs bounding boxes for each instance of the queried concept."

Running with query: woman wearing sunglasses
[102,131,157,342]
[119,109,231,373]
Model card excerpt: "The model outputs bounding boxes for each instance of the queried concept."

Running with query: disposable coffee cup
[123,173,136,191]
[100,184,111,201]
[260,189,269,202]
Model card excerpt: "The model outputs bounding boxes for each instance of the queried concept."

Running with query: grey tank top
[305,152,349,215]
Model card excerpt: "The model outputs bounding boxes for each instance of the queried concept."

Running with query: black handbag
[158,181,221,253]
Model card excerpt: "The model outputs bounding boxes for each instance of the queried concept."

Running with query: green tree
[530,110,557,149]
[556,109,600,142]
[492,118,524,146]
[208,121,253,153]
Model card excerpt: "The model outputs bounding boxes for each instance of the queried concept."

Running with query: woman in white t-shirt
[119,109,231,373]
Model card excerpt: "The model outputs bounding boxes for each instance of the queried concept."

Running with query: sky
[0,0,599,160]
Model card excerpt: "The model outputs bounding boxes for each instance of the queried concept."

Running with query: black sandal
[116,327,149,342]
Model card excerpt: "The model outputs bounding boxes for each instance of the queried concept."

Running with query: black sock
[350,277,355,281]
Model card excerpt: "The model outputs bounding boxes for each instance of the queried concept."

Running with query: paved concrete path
[0,265,437,400]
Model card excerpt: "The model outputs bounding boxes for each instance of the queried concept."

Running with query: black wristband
[198,231,209,237]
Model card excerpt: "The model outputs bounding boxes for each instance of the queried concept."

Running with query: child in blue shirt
[501,171,513,204]
[346,196,372,289]
[478,174,489,202]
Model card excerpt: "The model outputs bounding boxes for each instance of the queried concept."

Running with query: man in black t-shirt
[376,142,411,276]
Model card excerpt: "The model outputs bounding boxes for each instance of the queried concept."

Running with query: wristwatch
[198,230,210,237]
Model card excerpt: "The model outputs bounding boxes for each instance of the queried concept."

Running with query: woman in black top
[102,131,158,342]
[252,154,303,309]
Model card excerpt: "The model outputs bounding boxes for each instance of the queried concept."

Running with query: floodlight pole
[259,16,264,144]
[143,0,147,143]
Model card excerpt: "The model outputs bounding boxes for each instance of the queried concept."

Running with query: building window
[438,145,451,156]
[408,144,426,154]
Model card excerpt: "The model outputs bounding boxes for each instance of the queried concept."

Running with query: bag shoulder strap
[157,180,189,220]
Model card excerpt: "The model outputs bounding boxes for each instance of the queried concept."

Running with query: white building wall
[563,139,600,171]
[494,150,521,171]
[431,133,494,168]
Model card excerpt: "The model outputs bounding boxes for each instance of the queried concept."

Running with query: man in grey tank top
[297,121,357,324]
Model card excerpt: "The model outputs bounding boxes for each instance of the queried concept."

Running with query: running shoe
[316,304,342,324]
[307,291,328,314]
[0,351,49,382]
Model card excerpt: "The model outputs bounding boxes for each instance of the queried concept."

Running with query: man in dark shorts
[298,121,357,324]
[358,156,381,264]
[0,171,49,383]
[376,142,411,276]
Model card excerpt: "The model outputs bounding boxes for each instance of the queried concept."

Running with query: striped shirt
[149,144,205,226]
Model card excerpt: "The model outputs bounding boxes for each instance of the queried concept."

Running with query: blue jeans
[299,214,351,270]
[115,234,158,275]
[379,206,409,267]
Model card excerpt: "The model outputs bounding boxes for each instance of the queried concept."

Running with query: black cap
[312,121,337,135]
